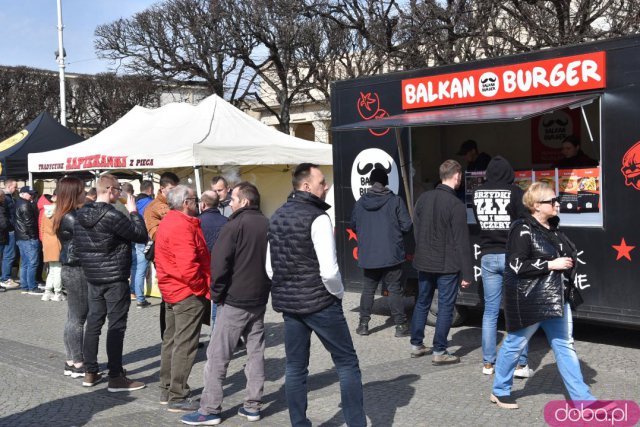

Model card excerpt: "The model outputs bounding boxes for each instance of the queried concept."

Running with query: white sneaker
[482,363,494,375]
[51,293,66,302]
[41,290,54,301]
[514,364,532,378]
[2,279,20,289]
[37,283,46,290]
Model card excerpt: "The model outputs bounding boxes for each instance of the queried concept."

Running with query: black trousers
[359,264,406,325]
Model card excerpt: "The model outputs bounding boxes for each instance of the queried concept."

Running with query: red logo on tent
[622,141,640,190]
[357,92,390,137]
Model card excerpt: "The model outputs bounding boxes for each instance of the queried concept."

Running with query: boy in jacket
[351,167,412,337]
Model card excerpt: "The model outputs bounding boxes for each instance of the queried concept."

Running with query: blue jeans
[492,303,595,401]
[1,231,16,281]
[481,254,528,366]
[410,271,459,353]
[283,301,366,427]
[16,239,39,290]
[129,243,148,302]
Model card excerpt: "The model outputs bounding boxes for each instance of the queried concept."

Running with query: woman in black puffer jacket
[53,176,88,380]
[490,182,596,410]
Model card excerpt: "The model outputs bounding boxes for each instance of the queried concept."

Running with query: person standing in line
[53,176,88,379]
[74,174,148,391]
[410,160,472,364]
[156,186,210,412]
[198,190,228,328]
[351,167,412,337]
[268,163,366,427]
[182,182,271,425]
[0,192,9,293]
[210,176,232,218]
[15,186,42,295]
[472,156,532,378]
[490,182,596,409]
[0,179,19,289]
[130,180,155,308]
[145,172,179,338]
[40,192,64,302]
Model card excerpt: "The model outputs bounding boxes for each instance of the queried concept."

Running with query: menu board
[576,168,600,213]
[514,170,533,191]
[465,171,486,207]
[534,170,557,192]
[558,169,579,213]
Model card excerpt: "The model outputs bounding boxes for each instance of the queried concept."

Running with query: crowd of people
[0,155,607,424]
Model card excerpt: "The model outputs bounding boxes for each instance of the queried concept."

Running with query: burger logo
[479,72,499,98]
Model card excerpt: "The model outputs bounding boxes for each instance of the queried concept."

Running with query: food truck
[331,35,640,328]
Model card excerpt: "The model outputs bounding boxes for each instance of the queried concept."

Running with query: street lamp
[56,0,67,127]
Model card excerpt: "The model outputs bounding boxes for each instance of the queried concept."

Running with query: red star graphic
[612,238,635,261]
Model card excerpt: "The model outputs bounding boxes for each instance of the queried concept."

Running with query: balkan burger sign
[402,52,606,110]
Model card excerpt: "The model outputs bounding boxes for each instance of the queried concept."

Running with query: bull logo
[622,141,640,190]
[356,92,390,137]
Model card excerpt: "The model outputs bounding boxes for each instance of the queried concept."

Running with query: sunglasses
[539,197,560,205]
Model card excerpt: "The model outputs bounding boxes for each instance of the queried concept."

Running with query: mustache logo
[357,162,392,175]
[543,118,569,127]
[480,77,497,83]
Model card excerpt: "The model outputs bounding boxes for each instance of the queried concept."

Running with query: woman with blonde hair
[490,182,595,409]
[52,176,88,379]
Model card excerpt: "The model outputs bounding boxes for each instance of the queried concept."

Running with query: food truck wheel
[425,290,468,327]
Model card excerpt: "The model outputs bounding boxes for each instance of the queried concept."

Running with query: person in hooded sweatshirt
[472,156,532,378]
[351,167,412,337]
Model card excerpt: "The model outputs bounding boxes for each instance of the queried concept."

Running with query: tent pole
[28,172,33,187]
[194,166,203,196]
[394,128,413,220]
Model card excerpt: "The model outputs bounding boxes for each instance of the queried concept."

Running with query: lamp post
[56,0,67,126]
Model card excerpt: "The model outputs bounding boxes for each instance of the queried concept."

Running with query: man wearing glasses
[74,174,148,391]
[155,186,210,412]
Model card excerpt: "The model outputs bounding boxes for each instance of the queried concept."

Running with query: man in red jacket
[155,185,211,413]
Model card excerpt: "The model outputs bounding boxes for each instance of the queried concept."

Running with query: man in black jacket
[15,186,41,294]
[1,179,19,289]
[74,174,148,391]
[351,167,412,337]
[267,164,365,427]
[0,192,8,292]
[182,183,271,425]
[411,160,472,365]
[472,156,532,377]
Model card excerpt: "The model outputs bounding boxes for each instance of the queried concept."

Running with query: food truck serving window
[334,94,603,228]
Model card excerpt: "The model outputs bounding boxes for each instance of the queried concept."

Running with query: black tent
[0,112,84,179]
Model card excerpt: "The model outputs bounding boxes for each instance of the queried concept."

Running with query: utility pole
[56,0,67,126]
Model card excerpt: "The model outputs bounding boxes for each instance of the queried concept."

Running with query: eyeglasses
[539,197,560,205]
[186,197,199,203]
[107,186,122,192]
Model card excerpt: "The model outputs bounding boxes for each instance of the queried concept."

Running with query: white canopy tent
[28,94,332,197]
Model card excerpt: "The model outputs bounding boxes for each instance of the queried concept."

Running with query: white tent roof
[28,94,332,173]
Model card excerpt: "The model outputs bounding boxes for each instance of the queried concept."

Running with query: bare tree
[94,0,254,103]
[70,73,161,134]
[0,67,61,140]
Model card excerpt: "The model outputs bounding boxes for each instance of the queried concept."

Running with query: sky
[0,0,159,75]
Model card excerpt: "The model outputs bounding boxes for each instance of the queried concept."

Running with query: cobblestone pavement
[0,288,638,427]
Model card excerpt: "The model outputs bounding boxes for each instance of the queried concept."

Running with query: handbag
[567,285,584,310]
[143,240,155,261]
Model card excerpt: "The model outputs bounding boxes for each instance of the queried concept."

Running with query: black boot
[395,323,410,337]
[356,320,369,336]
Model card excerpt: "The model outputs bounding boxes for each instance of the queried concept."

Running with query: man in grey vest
[267,163,366,427]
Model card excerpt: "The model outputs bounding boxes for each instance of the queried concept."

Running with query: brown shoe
[82,372,103,387]
[107,372,145,392]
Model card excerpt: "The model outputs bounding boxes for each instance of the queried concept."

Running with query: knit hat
[369,168,389,186]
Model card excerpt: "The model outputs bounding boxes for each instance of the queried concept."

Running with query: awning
[333,94,598,131]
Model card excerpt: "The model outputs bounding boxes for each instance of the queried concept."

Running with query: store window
[409,96,602,227]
